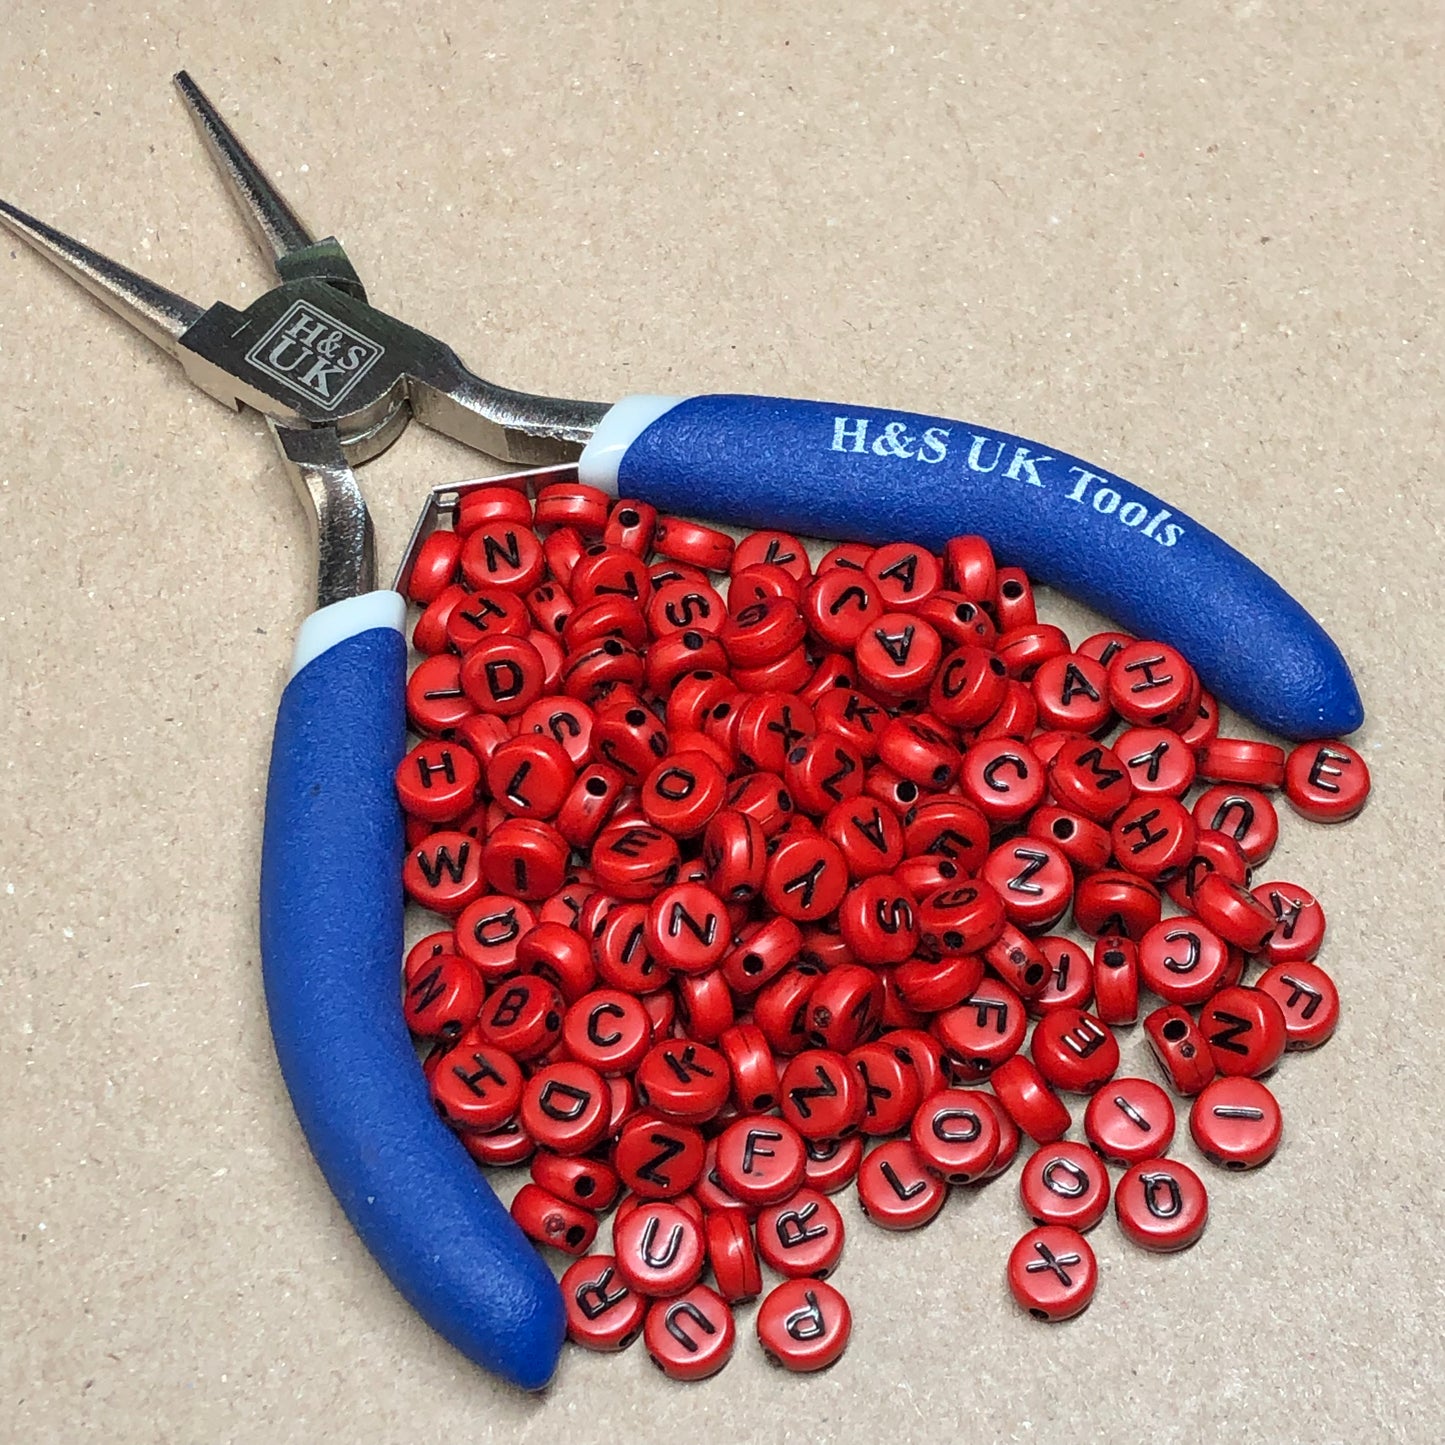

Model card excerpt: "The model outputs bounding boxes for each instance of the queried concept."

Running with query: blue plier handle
[0,73,1362,1393]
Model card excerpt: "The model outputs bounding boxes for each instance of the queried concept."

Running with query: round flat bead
[1249,881,1326,963]
[804,569,884,650]
[993,567,1037,629]
[674,969,735,1043]
[786,733,867,816]
[406,528,463,604]
[823,796,907,880]
[485,734,575,820]
[756,1188,846,1278]
[644,1285,736,1380]
[1076,630,1132,667]
[1047,737,1134,823]
[960,738,1047,823]
[481,817,569,900]
[703,808,768,902]
[1138,919,1235,1007]
[1091,935,1140,1025]
[654,516,735,570]
[1199,985,1288,1077]
[1030,653,1114,733]
[403,951,484,1042]
[763,833,851,922]
[1192,872,1278,952]
[989,1056,1072,1143]
[982,924,1053,1001]
[562,989,651,1075]
[1019,1142,1111,1231]
[1198,736,1287,789]
[446,587,531,653]
[519,1061,610,1154]
[403,830,485,915]
[1107,641,1198,726]
[1115,1158,1209,1252]
[916,879,1006,957]
[813,686,888,757]
[395,739,480,823]
[844,1040,922,1135]
[405,652,476,735]
[929,645,1010,728]
[1007,1225,1097,1322]
[1083,1077,1176,1166]
[1284,739,1370,821]
[532,1152,621,1212]
[1110,796,1196,882]
[1191,1076,1283,1170]
[944,534,997,601]
[865,541,943,611]
[454,894,536,981]
[1030,1008,1119,1093]
[705,1210,763,1304]
[644,882,730,974]
[1114,726,1197,798]
[780,1050,867,1141]
[757,1279,852,1372]
[510,1182,597,1256]
[562,1254,647,1351]
[1192,785,1279,867]
[428,1036,522,1133]
[477,976,564,1060]
[804,1134,866,1195]
[591,821,682,900]
[458,633,547,716]
[1255,960,1340,1050]
[806,964,886,1052]
[856,1138,950,1230]
[981,839,1075,932]
[733,693,816,775]
[1072,869,1162,941]
[911,1088,1001,1183]
[713,1116,809,1206]
[614,1115,706,1198]
[1143,1004,1216,1096]
[605,498,657,554]
[635,1041,731,1123]
[1027,807,1112,873]
[855,613,944,696]
[613,1200,707,1298]
[933,978,1028,1082]
[732,529,811,582]
[1033,936,1094,1014]
[975,679,1038,740]
[893,952,985,1015]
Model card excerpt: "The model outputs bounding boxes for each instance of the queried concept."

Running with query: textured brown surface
[2,3,1442,1441]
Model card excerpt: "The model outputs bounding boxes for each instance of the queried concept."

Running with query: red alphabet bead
[403,830,485,915]
[756,1278,852,1373]
[1110,795,1196,883]
[644,882,729,974]
[763,833,851,922]
[803,1134,866,1195]
[1091,935,1140,1025]
[454,894,534,982]
[613,1199,707,1297]
[591,821,682,900]
[455,483,531,534]
[446,587,530,653]
[1027,807,1112,873]
[429,1036,522,1133]
[785,733,867,816]
[403,950,484,1042]
[1083,1076,1176,1166]
[482,817,569,900]
[1007,1225,1097,1321]
[1030,1008,1119,1093]
[756,1187,846,1278]
[406,651,476,735]
[1019,1142,1111,1231]
[916,879,1006,958]
[395,738,480,823]
[1192,872,1277,952]
[615,1115,706,1199]
[1030,653,1114,734]
[1047,736,1134,822]
[929,645,1010,728]
[804,569,885,650]
[993,567,1037,629]
[1138,918,1235,1007]
[510,1182,597,1256]
[561,989,651,1075]
[485,734,575,820]
[705,1210,763,1305]
[961,737,1047,823]
[1249,880,1326,964]
[1255,960,1340,1050]
[712,1116,808,1206]
[911,1088,1001,1182]
[822,796,907,880]
[406,527,463,604]
[1191,1076,1283,1170]
[780,1049,866,1141]
[1198,985,1288,1078]
[459,633,547,717]
[1072,869,1162,941]
[1284,739,1370,822]
[520,1061,610,1155]
[990,1056,1071,1143]
[856,1138,949,1230]
[981,839,1075,932]
[562,1254,647,1351]
[1143,1004,1216,1096]
[805,964,886,1052]
[933,978,1028,1081]
[1107,641,1198,727]
[855,613,944,696]
[1115,1158,1209,1252]
[1114,725,1197,798]
[644,1285,736,1381]
[1193,784,1279,867]
[635,1040,731,1124]
[477,976,564,1060]
[848,1039,925,1136]
[533,1152,621,1213]
[1198,736,1286,789]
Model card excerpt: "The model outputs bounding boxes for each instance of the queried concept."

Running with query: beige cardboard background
[2,3,1442,1440]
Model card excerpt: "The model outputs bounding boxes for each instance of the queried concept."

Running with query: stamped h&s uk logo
[245,301,384,412]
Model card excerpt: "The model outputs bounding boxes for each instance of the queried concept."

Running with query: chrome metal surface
[0,74,608,612]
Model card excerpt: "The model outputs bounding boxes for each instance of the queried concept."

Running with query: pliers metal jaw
[1,71,605,608]
[1,68,1365,1397]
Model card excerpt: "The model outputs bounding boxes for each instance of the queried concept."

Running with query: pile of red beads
[395,475,1368,1375]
